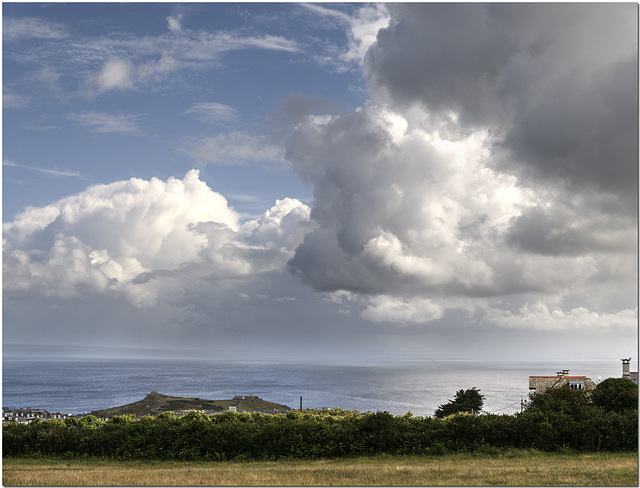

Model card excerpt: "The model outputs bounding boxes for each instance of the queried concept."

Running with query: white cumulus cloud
[3,170,313,308]
[361,295,444,324]
[92,58,135,92]
[286,104,536,297]
[167,15,183,34]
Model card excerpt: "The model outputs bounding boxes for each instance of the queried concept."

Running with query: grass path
[3,452,638,486]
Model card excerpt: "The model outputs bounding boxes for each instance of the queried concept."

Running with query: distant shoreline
[4,391,292,423]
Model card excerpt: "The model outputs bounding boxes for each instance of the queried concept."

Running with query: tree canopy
[434,387,484,418]
[591,378,638,413]
[524,385,591,418]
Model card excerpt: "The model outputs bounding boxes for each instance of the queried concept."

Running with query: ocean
[2,358,623,418]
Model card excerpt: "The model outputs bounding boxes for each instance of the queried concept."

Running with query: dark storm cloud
[506,203,636,256]
[365,3,518,128]
[500,58,638,204]
[365,3,638,203]
[506,207,590,256]
[287,228,382,294]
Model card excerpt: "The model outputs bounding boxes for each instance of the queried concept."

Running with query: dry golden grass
[3,452,638,486]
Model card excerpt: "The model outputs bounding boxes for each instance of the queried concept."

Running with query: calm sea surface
[2,359,622,417]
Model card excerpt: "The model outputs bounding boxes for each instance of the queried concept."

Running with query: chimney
[622,358,631,379]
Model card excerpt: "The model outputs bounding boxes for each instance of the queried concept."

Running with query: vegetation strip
[4,397,638,461]
[3,452,637,486]
[4,384,638,461]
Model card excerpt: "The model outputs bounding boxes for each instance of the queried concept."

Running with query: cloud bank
[4,170,313,308]
[285,3,637,330]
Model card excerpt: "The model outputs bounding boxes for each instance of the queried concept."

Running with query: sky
[3,3,638,364]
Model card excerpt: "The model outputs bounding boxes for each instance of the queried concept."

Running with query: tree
[591,378,638,413]
[524,385,591,418]
[434,387,484,418]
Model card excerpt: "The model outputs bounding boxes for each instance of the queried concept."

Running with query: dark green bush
[524,386,592,419]
[435,388,485,418]
[3,406,637,461]
[591,378,638,413]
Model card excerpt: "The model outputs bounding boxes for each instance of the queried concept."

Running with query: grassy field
[3,451,638,486]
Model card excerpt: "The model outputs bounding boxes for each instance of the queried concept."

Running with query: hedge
[3,408,637,460]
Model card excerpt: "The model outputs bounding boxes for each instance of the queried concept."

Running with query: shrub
[591,378,638,413]
[434,388,485,418]
[524,386,592,419]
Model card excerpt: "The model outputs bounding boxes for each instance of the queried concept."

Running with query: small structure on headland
[529,369,596,394]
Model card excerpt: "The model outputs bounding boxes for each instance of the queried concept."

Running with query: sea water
[2,358,622,418]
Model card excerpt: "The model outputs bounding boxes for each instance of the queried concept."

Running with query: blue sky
[3,3,638,365]
[3,3,375,220]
